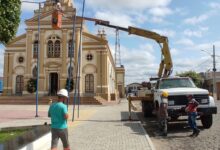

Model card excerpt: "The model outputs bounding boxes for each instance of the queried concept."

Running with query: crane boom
[79,16,173,78]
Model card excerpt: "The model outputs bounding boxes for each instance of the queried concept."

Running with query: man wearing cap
[185,95,200,137]
[48,89,70,150]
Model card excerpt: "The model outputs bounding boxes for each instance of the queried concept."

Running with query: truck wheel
[201,115,213,129]
[142,101,153,117]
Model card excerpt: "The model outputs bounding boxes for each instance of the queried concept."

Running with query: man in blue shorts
[48,89,70,150]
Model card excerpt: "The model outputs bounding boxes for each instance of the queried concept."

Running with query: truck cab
[154,76,217,128]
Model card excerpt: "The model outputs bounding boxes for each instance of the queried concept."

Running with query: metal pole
[72,0,86,120]
[67,13,76,109]
[7,53,9,95]
[213,45,217,99]
[128,96,131,120]
[35,3,41,117]
[77,0,86,118]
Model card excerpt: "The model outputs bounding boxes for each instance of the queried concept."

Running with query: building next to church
[3,0,125,102]
[202,71,220,100]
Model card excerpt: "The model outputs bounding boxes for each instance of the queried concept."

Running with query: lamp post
[22,1,45,117]
[201,45,217,99]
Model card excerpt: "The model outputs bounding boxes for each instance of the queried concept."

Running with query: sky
[0,0,220,85]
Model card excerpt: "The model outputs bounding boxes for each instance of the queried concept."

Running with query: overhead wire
[189,58,212,71]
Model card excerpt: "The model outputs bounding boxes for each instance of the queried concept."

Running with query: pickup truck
[142,76,217,135]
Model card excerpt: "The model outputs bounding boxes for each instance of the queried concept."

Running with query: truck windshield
[159,78,196,89]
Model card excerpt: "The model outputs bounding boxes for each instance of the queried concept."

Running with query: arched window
[85,74,94,93]
[32,66,37,79]
[54,40,60,57]
[47,40,53,58]
[33,41,38,58]
[68,40,74,58]
[47,35,61,58]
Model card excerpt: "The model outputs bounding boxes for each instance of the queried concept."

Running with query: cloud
[117,44,160,84]
[183,14,209,25]
[174,57,213,73]
[170,39,220,74]
[21,1,40,12]
[183,26,209,38]
[86,0,172,11]
[16,21,26,36]
[170,48,180,56]
[149,7,173,17]
[151,17,164,23]
[209,2,220,9]
[82,0,173,26]
[152,29,176,38]
[94,11,134,27]
[183,29,202,38]
[176,38,194,46]
[174,8,188,16]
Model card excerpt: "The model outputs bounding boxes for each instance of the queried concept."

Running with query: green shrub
[26,78,37,93]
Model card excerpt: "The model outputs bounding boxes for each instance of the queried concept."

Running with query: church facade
[3,0,125,101]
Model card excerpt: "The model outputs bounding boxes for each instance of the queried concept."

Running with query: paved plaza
[0,99,155,150]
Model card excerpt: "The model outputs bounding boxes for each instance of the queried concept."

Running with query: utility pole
[213,45,217,99]
[201,45,217,99]
[22,1,46,117]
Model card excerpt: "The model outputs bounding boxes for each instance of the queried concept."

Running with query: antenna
[115,29,121,67]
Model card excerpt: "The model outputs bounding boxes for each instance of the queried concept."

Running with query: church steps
[0,96,102,105]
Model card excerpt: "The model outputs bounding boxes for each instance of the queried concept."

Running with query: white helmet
[57,89,68,98]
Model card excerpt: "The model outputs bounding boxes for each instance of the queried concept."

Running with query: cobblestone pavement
[135,100,220,150]
[57,99,155,150]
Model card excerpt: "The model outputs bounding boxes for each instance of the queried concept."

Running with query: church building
[3,0,125,102]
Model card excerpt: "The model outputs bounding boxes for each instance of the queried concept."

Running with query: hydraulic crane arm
[79,16,173,78]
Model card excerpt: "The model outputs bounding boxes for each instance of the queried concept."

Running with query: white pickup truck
[153,77,217,129]
[140,76,217,135]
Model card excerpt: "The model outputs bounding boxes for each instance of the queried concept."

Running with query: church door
[49,73,58,96]
[16,75,24,95]
[85,74,94,93]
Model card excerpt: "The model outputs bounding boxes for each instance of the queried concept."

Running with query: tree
[176,71,203,87]
[0,0,21,44]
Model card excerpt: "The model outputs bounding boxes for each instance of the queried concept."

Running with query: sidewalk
[0,99,155,150]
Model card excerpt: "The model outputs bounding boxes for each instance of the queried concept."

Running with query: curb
[138,121,156,150]
[19,132,51,150]
[132,111,156,150]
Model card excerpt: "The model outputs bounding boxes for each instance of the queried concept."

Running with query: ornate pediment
[83,32,107,44]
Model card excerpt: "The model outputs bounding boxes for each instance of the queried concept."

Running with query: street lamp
[22,1,46,117]
[201,45,217,99]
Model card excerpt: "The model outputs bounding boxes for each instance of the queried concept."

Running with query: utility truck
[152,77,217,135]
[80,17,217,136]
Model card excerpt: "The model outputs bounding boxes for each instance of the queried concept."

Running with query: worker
[159,91,169,136]
[185,95,200,137]
[48,89,70,150]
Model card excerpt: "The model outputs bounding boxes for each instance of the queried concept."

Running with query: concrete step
[0,96,102,105]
